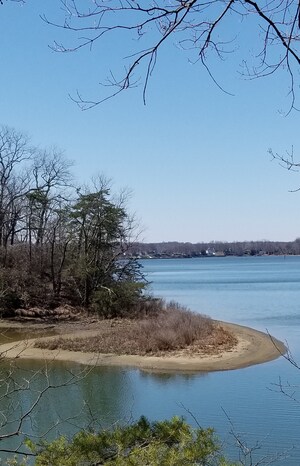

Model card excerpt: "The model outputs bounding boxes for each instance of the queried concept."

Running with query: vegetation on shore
[0,125,237,361]
[129,239,300,259]
[0,126,239,465]
[0,125,146,319]
[34,302,237,356]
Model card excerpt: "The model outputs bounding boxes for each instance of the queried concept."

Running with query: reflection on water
[0,256,300,464]
[0,327,57,345]
[0,360,135,461]
[139,369,208,382]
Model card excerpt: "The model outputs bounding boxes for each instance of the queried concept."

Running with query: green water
[1,256,300,464]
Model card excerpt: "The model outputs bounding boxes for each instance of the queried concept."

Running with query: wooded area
[0,125,145,317]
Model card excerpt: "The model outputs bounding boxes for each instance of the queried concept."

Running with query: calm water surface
[1,256,300,464]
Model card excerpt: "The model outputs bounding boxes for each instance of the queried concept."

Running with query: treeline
[0,126,144,316]
[129,239,300,258]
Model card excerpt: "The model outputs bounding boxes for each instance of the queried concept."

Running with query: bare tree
[37,0,300,110]
[30,149,73,247]
[0,126,34,265]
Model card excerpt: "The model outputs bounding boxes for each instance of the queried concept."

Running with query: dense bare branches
[0,125,144,317]
[0,127,33,253]
[39,0,300,109]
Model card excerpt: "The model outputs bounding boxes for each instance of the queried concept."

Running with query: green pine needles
[24,416,234,465]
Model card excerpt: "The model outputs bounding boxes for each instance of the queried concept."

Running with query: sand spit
[0,320,285,372]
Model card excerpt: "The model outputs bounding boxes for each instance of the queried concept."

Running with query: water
[1,256,300,464]
[140,256,300,464]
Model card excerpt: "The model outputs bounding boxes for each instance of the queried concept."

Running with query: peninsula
[0,318,285,373]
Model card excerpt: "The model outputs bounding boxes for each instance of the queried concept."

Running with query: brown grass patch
[35,303,238,357]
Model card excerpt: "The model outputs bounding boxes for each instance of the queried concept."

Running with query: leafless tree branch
[269,147,300,191]
[33,0,300,109]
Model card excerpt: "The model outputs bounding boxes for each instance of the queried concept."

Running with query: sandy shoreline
[0,320,286,372]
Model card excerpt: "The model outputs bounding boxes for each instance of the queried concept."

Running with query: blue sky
[1,1,300,243]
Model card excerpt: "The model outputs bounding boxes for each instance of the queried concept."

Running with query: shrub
[27,416,234,465]
[35,301,236,357]
[134,302,215,353]
[90,282,146,318]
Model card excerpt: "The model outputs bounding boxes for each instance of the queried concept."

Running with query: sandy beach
[0,320,286,372]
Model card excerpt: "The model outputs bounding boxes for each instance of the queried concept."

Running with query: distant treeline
[128,239,300,258]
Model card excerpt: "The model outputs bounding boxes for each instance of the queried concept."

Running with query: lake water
[1,256,300,464]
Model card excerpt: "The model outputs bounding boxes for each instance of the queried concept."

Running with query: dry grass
[135,303,214,353]
[35,302,238,357]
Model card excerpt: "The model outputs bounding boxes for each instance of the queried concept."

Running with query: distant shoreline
[128,240,300,259]
[131,254,298,260]
[0,320,286,373]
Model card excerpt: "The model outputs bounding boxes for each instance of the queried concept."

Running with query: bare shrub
[135,303,214,353]
[37,337,66,350]
[130,297,166,318]
[35,302,238,356]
